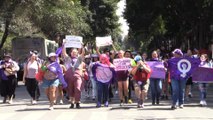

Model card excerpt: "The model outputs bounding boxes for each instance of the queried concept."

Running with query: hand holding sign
[96,36,113,47]
[64,35,83,48]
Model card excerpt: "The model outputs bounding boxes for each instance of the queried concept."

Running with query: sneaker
[128,99,133,104]
[188,93,193,98]
[124,96,128,104]
[203,100,207,106]
[141,104,144,108]
[156,99,160,105]
[3,97,7,103]
[171,105,177,110]
[69,103,74,108]
[120,100,124,106]
[115,91,118,94]
[104,101,109,107]
[48,106,54,110]
[179,104,184,109]
[59,100,63,104]
[200,100,204,106]
[96,102,101,108]
[32,100,37,105]
[8,99,13,104]
[92,96,96,101]
[137,104,142,108]
[76,103,81,109]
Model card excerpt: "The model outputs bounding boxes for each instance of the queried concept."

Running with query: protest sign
[146,61,166,79]
[64,35,83,48]
[96,36,112,47]
[113,58,131,71]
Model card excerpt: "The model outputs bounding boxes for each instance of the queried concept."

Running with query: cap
[134,55,142,62]
[48,53,57,57]
[172,49,183,56]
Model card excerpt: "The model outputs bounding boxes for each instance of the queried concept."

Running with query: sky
[116,0,129,40]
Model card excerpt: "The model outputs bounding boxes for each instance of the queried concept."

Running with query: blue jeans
[198,83,208,101]
[150,78,162,103]
[90,76,97,98]
[97,81,109,104]
[171,79,186,106]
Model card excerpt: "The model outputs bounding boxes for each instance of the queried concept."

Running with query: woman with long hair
[23,51,41,105]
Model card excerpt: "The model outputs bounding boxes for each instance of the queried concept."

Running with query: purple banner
[192,67,213,83]
[168,57,200,80]
[146,61,166,79]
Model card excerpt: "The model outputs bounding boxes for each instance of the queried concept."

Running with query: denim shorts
[42,78,60,88]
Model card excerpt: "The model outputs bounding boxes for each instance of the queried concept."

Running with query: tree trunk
[0,19,10,50]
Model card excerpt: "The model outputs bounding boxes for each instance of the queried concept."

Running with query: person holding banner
[198,54,210,106]
[124,50,134,104]
[115,50,130,106]
[92,54,115,108]
[149,51,162,105]
[63,44,86,109]
[169,49,186,109]
[130,55,151,108]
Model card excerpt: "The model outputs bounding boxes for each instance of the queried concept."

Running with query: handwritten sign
[64,35,83,48]
[146,61,166,79]
[96,36,112,47]
[113,58,131,71]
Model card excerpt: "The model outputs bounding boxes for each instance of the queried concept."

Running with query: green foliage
[0,0,121,51]
[125,0,213,51]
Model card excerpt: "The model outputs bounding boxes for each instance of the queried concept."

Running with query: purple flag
[168,57,200,80]
[48,62,67,88]
[192,67,213,83]
[147,61,166,79]
[56,47,63,56]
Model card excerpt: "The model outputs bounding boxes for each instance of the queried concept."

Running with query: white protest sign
[113,58,131,71]
[96,36,113,47]
[64,35,83,48]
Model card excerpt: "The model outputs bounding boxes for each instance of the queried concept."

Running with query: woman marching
[41,53,67,110]
[0,53,20,104]
[63,45,86,109]
[149,51,162,105]
[115,50,130,106]
[198,54,210,106]
[23,51,41,105]
[92,54,115,107]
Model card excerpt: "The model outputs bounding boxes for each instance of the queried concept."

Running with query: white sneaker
[200,100,204,106]
[115,91,118,94]
[32,100,37,105]
[59,100,63,104]
[48,106,54,110]
[203,100,207,106]
[8,99,13,104]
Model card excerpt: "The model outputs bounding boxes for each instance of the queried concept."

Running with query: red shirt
[133,65,151,82]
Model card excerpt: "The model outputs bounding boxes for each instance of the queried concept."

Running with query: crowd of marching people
[0,41,213,111]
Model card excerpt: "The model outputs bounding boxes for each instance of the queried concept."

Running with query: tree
[124,0,213,52]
